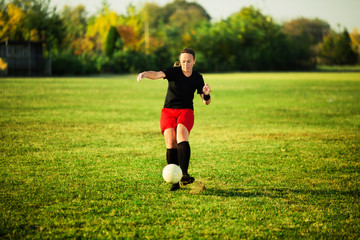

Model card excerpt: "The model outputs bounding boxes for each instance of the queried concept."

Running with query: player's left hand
[203,83,211,95]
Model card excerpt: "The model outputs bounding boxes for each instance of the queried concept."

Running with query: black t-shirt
[163,67,205,110]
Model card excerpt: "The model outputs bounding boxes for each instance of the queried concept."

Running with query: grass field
[1,72,359,239]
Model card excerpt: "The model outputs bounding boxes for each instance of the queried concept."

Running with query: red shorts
[160,108,194,134]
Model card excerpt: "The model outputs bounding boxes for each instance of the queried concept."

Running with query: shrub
[52,51,83,75]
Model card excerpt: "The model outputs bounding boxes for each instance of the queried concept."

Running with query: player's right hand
[137,72,145,82]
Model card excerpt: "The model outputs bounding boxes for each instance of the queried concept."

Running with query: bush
[52,51,83,75]
[52,51,99,75]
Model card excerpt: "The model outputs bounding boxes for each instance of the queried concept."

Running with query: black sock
[166,148,179,165]
[177,141,191,175]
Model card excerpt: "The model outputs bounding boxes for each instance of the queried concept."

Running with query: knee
[164,129,177,149]
[165,139,177,149]
[176,124,189,143]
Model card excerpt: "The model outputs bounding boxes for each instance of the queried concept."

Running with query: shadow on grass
[203,187,360,198]
[203,188,285,198]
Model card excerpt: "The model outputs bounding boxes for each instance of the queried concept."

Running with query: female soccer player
[137,48,211,191]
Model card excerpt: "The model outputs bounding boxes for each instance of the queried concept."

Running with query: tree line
[0,0,359,75]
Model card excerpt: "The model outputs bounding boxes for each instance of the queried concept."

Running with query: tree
[349,29,360,64]
[120,5,143,51]
[0,0,64,55]
[160,0,211,58]
[319,30,358,65]
[0,3,26,41]
[162,0,210,24]
[191,6,304,71]
[283,17,330,45]
[60,5,87,48]
[139,2,162,29]
[20,0,63,43]
[139,2,162,53]
[105,25,122,58]
[283,17,331,67]
[86,3,123,52]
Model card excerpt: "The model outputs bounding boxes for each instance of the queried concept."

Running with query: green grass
[317,65,360,72]
[1,72,359,239]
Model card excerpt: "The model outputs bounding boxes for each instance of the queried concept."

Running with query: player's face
[180,53,196,73]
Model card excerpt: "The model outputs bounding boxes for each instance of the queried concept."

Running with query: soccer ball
[162,164,182,184]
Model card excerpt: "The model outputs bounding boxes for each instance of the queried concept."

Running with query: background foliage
[0,0,359,74]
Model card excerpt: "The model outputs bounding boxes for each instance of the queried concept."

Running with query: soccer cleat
[180,174,195,186]
[170,183,180,191]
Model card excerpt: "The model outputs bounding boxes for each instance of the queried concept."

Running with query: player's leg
[161,109,181,191]
[176,109,195,185]
[177,124,194,185]
[164,128,178,165]
[164,128,180,191]
[176,124,190,173]
[161,108,178,165]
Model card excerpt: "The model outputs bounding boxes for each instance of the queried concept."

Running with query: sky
[50,0,360,31]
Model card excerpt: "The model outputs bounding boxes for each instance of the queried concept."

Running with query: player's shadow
[203,188,283,198]
[204,187,359,198]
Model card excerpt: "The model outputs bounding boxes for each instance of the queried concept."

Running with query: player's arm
[137,71,165,82]
[201,83,211,105]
